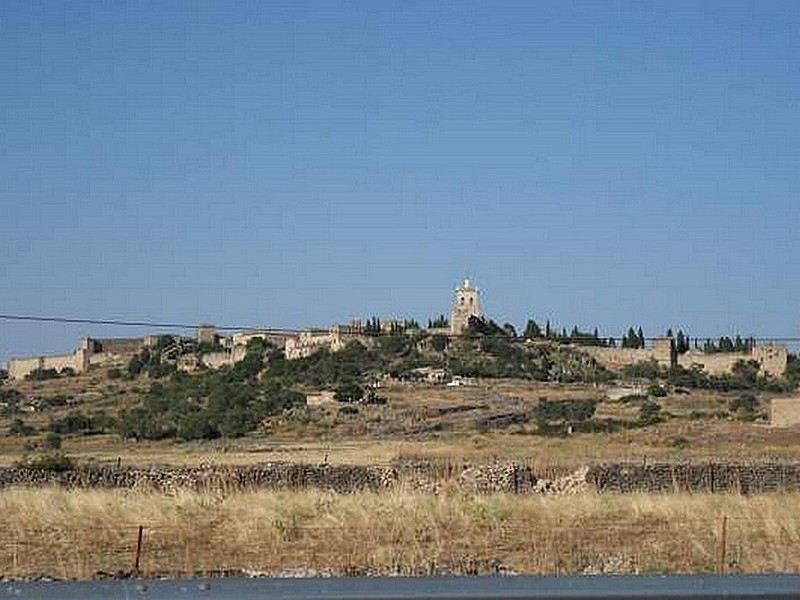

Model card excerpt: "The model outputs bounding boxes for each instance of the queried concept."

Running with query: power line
[0,314,292,333]
[0,313,799,342]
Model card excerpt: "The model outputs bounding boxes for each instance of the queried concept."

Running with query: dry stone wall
[5,461,800,495]
[587,462,800,494]
[0,464,395,493]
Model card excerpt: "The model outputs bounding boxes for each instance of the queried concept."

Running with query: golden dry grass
[2,487,800,579]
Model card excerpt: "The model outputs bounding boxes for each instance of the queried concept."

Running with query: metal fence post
[133,525,144,576]
[719,515,727,574]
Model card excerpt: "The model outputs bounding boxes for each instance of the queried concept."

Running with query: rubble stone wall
[587,462,800,494]
[5,461,800,495]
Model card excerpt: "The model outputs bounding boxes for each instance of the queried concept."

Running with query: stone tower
[450,278,481,335]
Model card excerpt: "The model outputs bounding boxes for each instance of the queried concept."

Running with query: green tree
[430,335,449,352]
[334,382,364,403]
[9,419,36,436]
[731,359,760,386]
[428,315,449,329]
[502,323,518,338]
[676,330,690,354]
[524,319,542,339]
[44,432,62,450]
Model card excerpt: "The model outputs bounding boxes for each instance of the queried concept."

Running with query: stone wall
[586,338,787,378]
[284,329,366,360]
[6,461,800,495]
[0,462,540,494]
[583,337,674,371]
[752,345,789,376]
[770,396,800,428]
[677,345,787,377]
[0,464,395,493]
[6,349,89,380]
[587,462,800,494]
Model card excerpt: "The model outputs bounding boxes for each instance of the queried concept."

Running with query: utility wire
[0,313,799,342]
[0,314,294,333]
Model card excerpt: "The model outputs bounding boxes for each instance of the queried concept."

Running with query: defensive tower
[450,278,481,335]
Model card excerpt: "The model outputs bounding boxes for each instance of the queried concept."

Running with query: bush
[334,383,364,403]
[621,360,661,380]
[49,411,93,435]
[9,419,37,436]
[106,368,123,380]
[25,368,60,381]
[43,432,62,450]
[647,384,667,397]
[728,392,758,421]
[638,400,663,426]
[430,335,449,352]
[535,398,596,428]
[16,452,74,472]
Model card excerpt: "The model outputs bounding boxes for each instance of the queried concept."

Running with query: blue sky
[1,1,799,362]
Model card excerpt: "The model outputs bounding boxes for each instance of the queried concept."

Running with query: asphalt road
[5,575,800,600]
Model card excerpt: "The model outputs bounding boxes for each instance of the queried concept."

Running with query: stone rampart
[678,345,788,377]
[583,338,674,372]
[7,350,88,380]
[586,339,787,378]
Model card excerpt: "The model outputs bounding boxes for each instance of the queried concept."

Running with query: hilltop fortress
[3,279,790,380]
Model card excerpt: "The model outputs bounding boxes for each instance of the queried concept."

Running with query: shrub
[16,452,74,472]
[728,393,758,413]
[49,411,93,435]
[430,335,449,352]
[106,368,123,380]
[621,360,661,380]
[535,399,596,428]
[334,383,364,403]
[9,419,37,436]
[647,384,667,397]
[638,400,663,426]
[25,368,60,381]
[43,432,62,450]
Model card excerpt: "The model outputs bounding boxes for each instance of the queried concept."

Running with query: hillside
[0,329,798,468]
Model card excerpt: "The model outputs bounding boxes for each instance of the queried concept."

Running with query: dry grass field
[1,487,800,579]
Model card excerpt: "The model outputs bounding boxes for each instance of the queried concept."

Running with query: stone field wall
[4,461,800,495]
[587,462,800,494]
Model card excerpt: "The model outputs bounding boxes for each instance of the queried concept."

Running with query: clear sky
[1,0,799,363]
